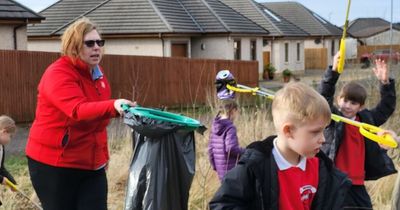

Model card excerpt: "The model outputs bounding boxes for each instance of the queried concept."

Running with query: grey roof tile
[200,0,267,34]
[262,2,342,37]
[219,0,307,37]
[348,18,400,38]
[0,0,44,21]
[28,0,268,36]
[28,0,107,36]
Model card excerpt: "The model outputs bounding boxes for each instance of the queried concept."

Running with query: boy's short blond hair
[0,115,16,134]
[272,82,331,129]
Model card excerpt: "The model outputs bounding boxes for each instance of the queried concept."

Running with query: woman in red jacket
[26,17,134,210]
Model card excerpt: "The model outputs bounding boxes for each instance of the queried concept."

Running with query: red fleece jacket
[26,56,117,170]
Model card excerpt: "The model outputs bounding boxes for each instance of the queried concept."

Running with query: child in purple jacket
[208,99,245,180]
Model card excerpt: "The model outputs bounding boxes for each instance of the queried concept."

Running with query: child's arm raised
[319,51,341,110]
[368,59,396,126]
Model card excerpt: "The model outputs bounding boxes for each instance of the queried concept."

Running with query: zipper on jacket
[94,80,101,96]
[61,130,69,148]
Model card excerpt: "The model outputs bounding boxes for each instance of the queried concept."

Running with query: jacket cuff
[324,66,340,81]
[381,78,395,89]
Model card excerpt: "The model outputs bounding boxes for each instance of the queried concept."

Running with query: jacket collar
[62,56,92,80]
[272,138,306,171]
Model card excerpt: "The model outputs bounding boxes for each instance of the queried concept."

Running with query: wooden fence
[305,48,327,70]
[0,50,258,122]
[357,44,400,60]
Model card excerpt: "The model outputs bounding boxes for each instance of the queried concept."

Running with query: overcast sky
[15,0,400,26]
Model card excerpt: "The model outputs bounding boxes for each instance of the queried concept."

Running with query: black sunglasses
[83,39,105,47]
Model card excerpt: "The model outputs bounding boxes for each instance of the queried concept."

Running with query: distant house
[219,0,308,74]
[27,0,269,73]
[346,18,400,59]
[0,0,44,50]
[261,2,343,68]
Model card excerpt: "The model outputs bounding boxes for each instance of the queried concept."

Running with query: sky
[15,0,400,26]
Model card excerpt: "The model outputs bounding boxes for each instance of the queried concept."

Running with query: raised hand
[332,51,340,71]
[372,59,389,84]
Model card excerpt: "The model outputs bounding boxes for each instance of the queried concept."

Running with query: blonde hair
[272,82,331,129]
[61,17,99,59]
[0,115,16,134]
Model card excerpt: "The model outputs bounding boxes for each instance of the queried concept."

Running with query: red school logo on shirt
[300,184,317,208]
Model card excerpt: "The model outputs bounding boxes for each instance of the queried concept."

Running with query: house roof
[347,18,400,38]
[0,0,44,22]
[28,0,268,37]
[219,0,308,37]
[261,2,342,37]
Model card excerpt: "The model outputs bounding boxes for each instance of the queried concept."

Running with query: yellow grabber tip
[331,114,398,148]
[4,178,43,210]
[4,178,17,191]
[226,84,398,148]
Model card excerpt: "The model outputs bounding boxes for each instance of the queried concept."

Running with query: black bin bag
[123,110,205,210]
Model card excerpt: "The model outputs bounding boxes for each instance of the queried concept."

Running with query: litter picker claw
[4,178,43,210]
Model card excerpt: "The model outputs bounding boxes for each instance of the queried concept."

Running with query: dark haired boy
[319,53,396,209]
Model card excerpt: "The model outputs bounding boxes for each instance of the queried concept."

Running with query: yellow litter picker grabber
[216,70,398,148]
[4,178,43,210]
[337,0,351,73]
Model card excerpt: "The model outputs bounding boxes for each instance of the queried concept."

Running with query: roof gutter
[13,19,27,50]
[159,33,165,57]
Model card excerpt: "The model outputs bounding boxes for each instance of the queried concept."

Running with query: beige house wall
[0,25,28,50]
[365,30,400,46]
[266,39,305,73]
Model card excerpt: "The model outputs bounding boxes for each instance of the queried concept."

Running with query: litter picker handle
[226,84,398,148]
[337,0,351,73]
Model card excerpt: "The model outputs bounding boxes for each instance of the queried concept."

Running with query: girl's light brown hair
[217,99,238,115]
[61,17,99,59]
[0,115,16,134]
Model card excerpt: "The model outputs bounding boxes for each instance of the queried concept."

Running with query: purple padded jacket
[208,116,245,180]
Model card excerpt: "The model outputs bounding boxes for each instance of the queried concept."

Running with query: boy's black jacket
[0,145,16,206]
[319,67,397,180]
[209,136,351,210]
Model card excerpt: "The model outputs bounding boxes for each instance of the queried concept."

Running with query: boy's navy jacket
[209,136,351,210]
[319,67,397,180]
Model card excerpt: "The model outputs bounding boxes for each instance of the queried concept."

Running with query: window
[250,40,257,60]
[234,40,241,60]
[296,43,300,61]
[331,40,335,56]
[264,9,281,22]
[285,43,289,62]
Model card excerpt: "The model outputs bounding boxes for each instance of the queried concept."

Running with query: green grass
[5,155,27,176]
